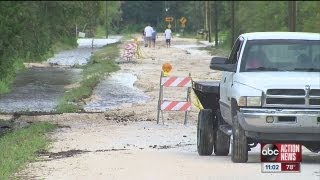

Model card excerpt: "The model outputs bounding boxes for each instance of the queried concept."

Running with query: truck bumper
[238,108,320,141]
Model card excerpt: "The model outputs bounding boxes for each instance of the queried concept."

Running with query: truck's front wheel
[231,112,248,163]
[197,109,214,156]
[213,110,230,156]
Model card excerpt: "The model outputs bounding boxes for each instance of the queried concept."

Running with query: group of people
[142,23,172,48]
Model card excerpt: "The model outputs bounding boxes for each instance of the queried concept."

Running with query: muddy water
[77,36,122,48]
[0,37,126,113]
[48,37,122,66]
[47,48,94,66]
[173,44,211,55]
[0,68,81,113]
[0,39,210,114]
[84,73,149,112]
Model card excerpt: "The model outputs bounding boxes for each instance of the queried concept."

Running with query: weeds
[0,122,56,180]
[56,43,120,113]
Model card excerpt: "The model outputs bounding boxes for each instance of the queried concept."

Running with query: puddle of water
[84,73,149,112]
[48,48,94,66]
[77,36,122,48]
[0,36,123,113]
[0,68,82,113]
[49,37,122,66]
[173,44,211,55]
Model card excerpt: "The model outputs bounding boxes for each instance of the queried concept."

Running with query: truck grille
[265,89,320,107]
[310,89,320,96]
[267,89,305,96]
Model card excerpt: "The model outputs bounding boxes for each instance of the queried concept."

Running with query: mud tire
[197,109,214,156]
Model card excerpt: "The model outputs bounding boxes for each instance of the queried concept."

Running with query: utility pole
[288,1,296,32]
[105,1,109,38]
[208,1,212,42]
[205,1,209,40]
[231,1,235,49]
[203,2,206,30]
[214,1,219,47]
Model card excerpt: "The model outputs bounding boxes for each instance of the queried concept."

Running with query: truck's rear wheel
[213,110,230,156]
[231,112,248,163]
[197,109,214,156]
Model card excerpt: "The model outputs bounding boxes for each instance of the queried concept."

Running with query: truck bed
[192,81,220,110]
[193,81,220,94]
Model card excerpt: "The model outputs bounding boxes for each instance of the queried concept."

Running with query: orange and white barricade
[122,43,138,61]
[157,72,192,125]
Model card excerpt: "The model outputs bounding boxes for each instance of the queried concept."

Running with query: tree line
[120,1,320,46]
[0,1,319,93]
[0,1,121,93]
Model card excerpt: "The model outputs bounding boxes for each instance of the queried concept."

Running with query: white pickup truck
[192,32,320,163]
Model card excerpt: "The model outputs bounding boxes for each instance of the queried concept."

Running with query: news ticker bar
[261,163,300,173]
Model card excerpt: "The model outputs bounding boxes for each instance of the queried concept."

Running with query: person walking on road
[144,23,153,48]
[164,26,172,48]
[142,29,147,47]
[151,27,157,48]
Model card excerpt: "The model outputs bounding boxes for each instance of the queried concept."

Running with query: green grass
[0,81,10,94]
[48,37,78,60]
[95,25,107,38]
[179,32,198,39]
[178,32,231,57]
[0,57,26,94]
[51,40,76,54]
[121,34,136,41]
[0,37,77,95]
[56,43,120,113]
[199,46,230,57]
[0,122,56,180]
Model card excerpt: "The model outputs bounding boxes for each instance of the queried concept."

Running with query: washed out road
[0,37,121,113]
[17,35,320,180]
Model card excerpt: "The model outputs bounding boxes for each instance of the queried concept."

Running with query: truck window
[227,38,243,64]
[240,40,320,72]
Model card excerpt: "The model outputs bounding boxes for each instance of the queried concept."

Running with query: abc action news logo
[261,144,302,162]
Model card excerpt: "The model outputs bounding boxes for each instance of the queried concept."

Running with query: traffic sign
[165,17,174,22]
[180,17,187,24]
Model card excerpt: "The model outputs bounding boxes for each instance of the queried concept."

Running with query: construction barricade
[122,43,137,61]
[121,38,144,61]
[157,71,192,125]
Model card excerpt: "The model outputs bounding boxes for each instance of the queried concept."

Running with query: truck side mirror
[210,56,228,64]
[210,56,236,72]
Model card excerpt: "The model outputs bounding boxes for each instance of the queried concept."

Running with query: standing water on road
[48,37,122,66]
[173,41,213,56]
[84,72,149,112]
[0,68,81,113]
[0,37,122,113]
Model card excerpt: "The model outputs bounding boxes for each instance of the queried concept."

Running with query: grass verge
[0,38,77,95]
[121,33,136,41]
[0,58,26,94]
[56,43,120,113]
[198,46,231,57]
[0,122,56,180]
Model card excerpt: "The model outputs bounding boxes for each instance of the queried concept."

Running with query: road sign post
[179,17,187,36]
[180,17,187,24]
[165,17,174,22]
[165,17,174,29]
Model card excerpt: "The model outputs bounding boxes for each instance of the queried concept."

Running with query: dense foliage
[120,1,319,45]
[0,1,121,93]
[0,1,318,93]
